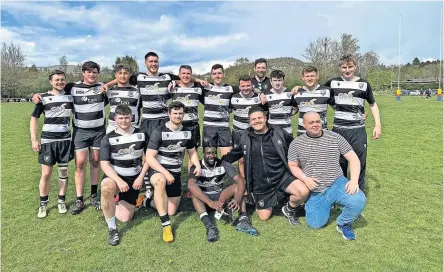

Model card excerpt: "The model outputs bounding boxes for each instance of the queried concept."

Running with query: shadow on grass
[327,207,368,229]
[119,207,156,241]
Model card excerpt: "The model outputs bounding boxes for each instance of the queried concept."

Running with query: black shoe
[91,194,101,210]
[71,200,85,215]
[206,225,219,242]
[235,216,259,236]
[282,205,300,225]
[108,229,120,246]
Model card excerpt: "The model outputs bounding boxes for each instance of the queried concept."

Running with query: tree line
[1,33,442,98]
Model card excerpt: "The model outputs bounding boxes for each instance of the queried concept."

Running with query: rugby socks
[58,195,65,202]
[142,198,153,208]
[286,202,297,212]
[105,216,117,230]
[77,196,84,202]
[91,185,98,196]
[200,212,213,229]
[40,195,49,206]
[160,214,171,227]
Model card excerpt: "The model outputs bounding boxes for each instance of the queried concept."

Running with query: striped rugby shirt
[203,84,236,128]
[293,84,334,135]
[230,92,262,131]
[100,128,149,178]
[170,83,204,126]
[31,92,74,144]
[288,130,352,192]
[189,158,238,195]
[263,88,297,134]
[148,123,195,174]
[131,73,179,120]
[107,85,141,127]
[325,77,376,129]
[67,82,107,130]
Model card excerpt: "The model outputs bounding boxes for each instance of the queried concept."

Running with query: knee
[151,176,166,188]
[75,160,86,171]
[354,191,367,208]
[257,211,272,221]
[306,215,328,229]
[89,159,100,168]
[117,213,133,223]
[101,181,115,196]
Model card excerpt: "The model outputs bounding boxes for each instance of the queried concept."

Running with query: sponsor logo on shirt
[50,103,67,113]
[118,144,136,155]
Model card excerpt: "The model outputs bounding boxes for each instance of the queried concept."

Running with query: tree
[412,57,420,65]
[113,55,139,74]
[339,33,360,58]
[29,64,39,73]
[1,42,26,98]
[59,55,68,73]
[302,36,339,82]
[235,57,250,66]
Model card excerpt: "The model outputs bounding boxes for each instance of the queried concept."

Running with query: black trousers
[332,126,367,191]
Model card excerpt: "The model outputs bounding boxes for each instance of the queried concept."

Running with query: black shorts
[140,118,169,137]
[38,140,74,166]
[203,126,232,148]
[103,174,139,206]
[252,172,295,210]
[72,127,105,151]
[232,129,244,149]
[147,169,182,197]
[183,122,201,148]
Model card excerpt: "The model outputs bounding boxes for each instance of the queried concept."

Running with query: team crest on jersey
[128,91,134,97]
[277,139,282,145]
[286,93,292,98]
[137,134,142,140]
[258,200,264,208]
[359,83,364,89]
[49,97,52,101]
[161,75,166,79]
[254,98,259,103]
[194,88,199,92]
[183,132,189,138]
[263,84,268,90]
[91,87,100,94]
[320,89,326,96]
[236,99,239,103]
[44,156,50,162]
[337,82,341,86]
[81,96,88,101]
[217,168,222,174]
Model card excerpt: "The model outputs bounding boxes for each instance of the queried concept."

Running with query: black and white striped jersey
[31,92,74,144]
[131,73,179,120]
[147,124,195,174]
[189,158,238,195]
[251,76,271,93]
[230,92,262,131]
[203,84,236,128]
[100,128,149,177]
[293,84,334,135]
[170,83,203,126]
[107,85,141,127]
[67,82,107,130]
[263,88,297,134]
[325,77,376,129]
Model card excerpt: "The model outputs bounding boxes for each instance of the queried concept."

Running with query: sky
[1,1,443,74]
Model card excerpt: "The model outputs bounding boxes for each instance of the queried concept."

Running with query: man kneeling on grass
[100,105,150,246]
[188,145,257,242]
[288,111,366,240]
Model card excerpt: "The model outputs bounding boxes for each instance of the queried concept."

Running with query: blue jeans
[305,176,366,229]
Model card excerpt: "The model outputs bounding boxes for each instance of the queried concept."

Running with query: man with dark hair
[262,70,298,136]
[293,65,335,136]
[188,145,257,242]
[230,74,263,177]
[324,54,382,191]
[106,64,140,133]
[32,61,107,215]
[288,111,366,240]
[30,70,74,218]
[251,58,271,92]
[222,106,309,226]
[144,101,201,243]
[202,64,237,156]
[169,65,204,171]
[99,104,150,246]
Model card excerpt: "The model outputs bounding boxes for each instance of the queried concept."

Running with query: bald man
[288,111,366,240]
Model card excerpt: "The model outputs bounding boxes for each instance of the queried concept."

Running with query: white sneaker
[37,205,47,218]
[58,200,67,214]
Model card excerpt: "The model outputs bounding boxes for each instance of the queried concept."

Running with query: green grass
[1,96,442,272]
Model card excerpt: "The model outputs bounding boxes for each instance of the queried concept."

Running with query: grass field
[1,96,442,272]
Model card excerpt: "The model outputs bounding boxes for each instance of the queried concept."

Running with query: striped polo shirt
[288,130,353,192]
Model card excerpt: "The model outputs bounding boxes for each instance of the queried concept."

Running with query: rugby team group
[30,52,382,246]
